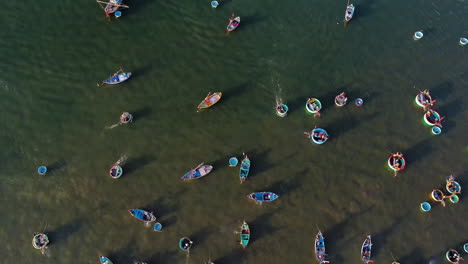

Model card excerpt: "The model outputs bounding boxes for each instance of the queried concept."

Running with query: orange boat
[197,92,222,110]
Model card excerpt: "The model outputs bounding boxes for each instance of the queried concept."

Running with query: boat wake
[115,155,128,166]
[105,122,120,129]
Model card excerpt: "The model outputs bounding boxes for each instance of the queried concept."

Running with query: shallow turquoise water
[0,0,467,263]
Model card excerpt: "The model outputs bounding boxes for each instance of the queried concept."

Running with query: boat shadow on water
[123,0,158,16]
[131,106,153,121]
[47,218,87,245]
[143,191,184,227]
[123,155,156,177]
[327,111,380,139]
[220,83,250,106]
[437,98,463,133]
[249,210,282,246]
[397,247,428,263]
[189,226,212,246]
[247,149,276,180]
[431,81,454,101]
[263,173,303,198]
[404,138,432,164]
[371,217,404,258]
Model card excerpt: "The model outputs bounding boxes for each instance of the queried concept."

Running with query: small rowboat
[335,92,348,107]
[99,255,114,264]
[460,38,468,46]
[315,231,329,264]
[464,243,468,253]
[211,1,219,8]
[345,4,355,23]
[430,189,446,207]
[414,90,434,108]
[420,202,431,212]
[120,112,133,123]
[247,192,279,203]
[423,110,443,126]
[32,233,49,250]
[446,175,461,194]
[109,165,123,179]
[240,221,250,249]
[431,126,442,135]
[276,104,289,117]
[38,166,47,175]
[128,209,157,222]
[355,98,364,107]
[103,68,132,84]
[305,98,322,114]
[414,31,424,40]
[179,237,193,251]
[104,0,122,14]
[361,235,373,264]
[227,16,240,32]
[239,154,250,183]
[197,92,222,110]
[387,153,406,176]
[311,128,329,144]
[153,222,162,232]
[448,194,459,204]
[181,163,213,180]
[446,249,462,263]
[229,157,238,167]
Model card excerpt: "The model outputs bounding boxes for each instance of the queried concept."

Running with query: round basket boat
[115,11,122,18]
[446,249,461,263]
[38,166,47,175]
[276,104,288,117]
[446,178,461,194]
[211,0,219,8]
[413,31,424,40]
[464,243,468,253]
[430,189,445,202]
[305,98,322,114]
[460,38,468,46]
[120,112,133,124]
[32,233,49,249]
[414,90,432,108]
[179,237,193,251]
[310,128,329,144]
[153,222,162,232]
[229,157,238,167]
[387,153,406,171]
[109,165,123,179]
[420,202,431,212]
[448,194,459,204]
[334,93,348,107]
[423,110,441,126]
[355,98,363,107]
[431,126,441,135]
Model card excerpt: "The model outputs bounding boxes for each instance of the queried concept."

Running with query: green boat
[239,154,250,183]
[240,221,250,249]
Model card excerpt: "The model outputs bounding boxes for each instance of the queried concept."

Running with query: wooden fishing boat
[179,237,193,251]
[99,255,114,264]
[32,233,49,250]
[120,112,133,124]
[446,249,462,263]
[247,192,279,203]
[109,165,123,179]
[239,154,250,183]
[240,221,250,249]
[446,175,461,194]
[197,92,222,109]
[276,103,289,117]
[102,68,132,84]
[306,98,322,114]
[128,209,157,222]
[309,128,329,144]
[414,90,434,108]
[387,153,406,174]
[423,110,443,126]
[345,4,355,23]
[153,222,162,232]
[227,16,240,32]
[335,92,348,107]
[430,189,446,206]
[181,163,213,180]
[361,235,373,264]
[315,231,329,263]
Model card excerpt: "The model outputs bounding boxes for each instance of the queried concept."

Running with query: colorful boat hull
[239,155,250,183]
[128,209,157,222]
[32,233,49,249]
[345,4,355,22]
[315,231,328,263]
[414,91,433,108]
[310,128,329,144]
[446,176,461,194]
[179,237,193,251]
[103,72,132,84]
[423,110,441,126]
[197,92,222,109]
[306,98,322,114]
[446,249,461,263]
[99,255,114,264]
[335,92,347,106]
[153,222,162,232]
[227,17,240,31]
[109,165,123,179]
[276,104,288,117]
[240,221,250,249]
[361,235,372,263]
[387,153,406,171]
[181,165,213,180]
[247,192,279,202]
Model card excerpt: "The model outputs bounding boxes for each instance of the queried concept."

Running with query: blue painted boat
[102,68,132,84]
[38,166,47,175]
[247,192,279,203]
[361,235,373,263]
[153,222,162,232]
[446,175,461,194]
[179,237,193,251]
[211,1,219,8]
[99,255,114,264]
[315,231,329,263]
[310,128,329,144]
[239,154,250,183]
[32,233,49,249]
[355,98,363,107]
[181,163,213,180]
[464,243,468,253]
[420,202,431,212]
[128,209,156,223]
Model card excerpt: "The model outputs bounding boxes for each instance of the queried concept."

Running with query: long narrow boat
[306,98,322,114]
[361,235,373,264]
[315,231,330,263]
[240,221,250,249]
[103,68,132,85]
[415,90,435,108]
[335,92,348,107]
[128,209,157,222]
[32,233,49,250]
[197,92,222,110]
[239,154,250,183]
[99,255,114,264]
[227,15,240,32]
[179,237,193,251]
[181,163,213,180]
[446,249,462,264]
[247,192,279,203]
[345,4,355,23]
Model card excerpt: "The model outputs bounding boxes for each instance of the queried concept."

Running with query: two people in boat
[313,131,328,141]
[143,212,153,221]
[277,105,286,113]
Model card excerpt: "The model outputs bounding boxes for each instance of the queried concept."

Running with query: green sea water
[0,0,467,263]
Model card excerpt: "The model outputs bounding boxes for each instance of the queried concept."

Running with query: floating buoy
[420,202,431,212]
[431,126,441,135]
[460,38,468,46]
[463,243,468,253]
[414,31,424,40]
[229,157,238,167]
[448,194,459,204]
[211,1,219,8]
[355,98,363,107]
[153,222,162,232]
[38,166,47,175]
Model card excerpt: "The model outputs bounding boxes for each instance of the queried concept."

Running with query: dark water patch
[438,98,463,119]
[144,190,185,217]
[47,218,86,245]
[398,247,427,263]
[249,211,280,245]
[147,250,180,264]
[132,106,153,121]
[124,155,156,176]
[238,14,268,29]
[404,138,432,164]
[264,173,303,198]
[431,81,454,101]
[372,217,403,258]
[47,160,68,175]
[124,0,158,16]
[327,112,380,139]
[106,239,138,263]
[247,148,274,179]
[220,83,250,106]
[215,248,245,264]
[190,226,212,246]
